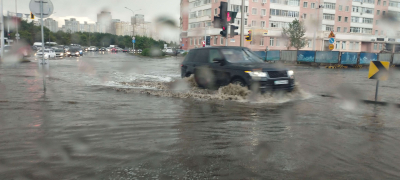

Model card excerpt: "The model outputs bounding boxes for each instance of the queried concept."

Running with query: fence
[253,50,398,65]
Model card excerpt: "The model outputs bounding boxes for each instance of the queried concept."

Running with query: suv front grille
[267,71,288,78]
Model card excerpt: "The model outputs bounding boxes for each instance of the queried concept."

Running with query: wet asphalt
[0,52,400,179]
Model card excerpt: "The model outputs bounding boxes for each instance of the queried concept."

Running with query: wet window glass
[221,49,264,63]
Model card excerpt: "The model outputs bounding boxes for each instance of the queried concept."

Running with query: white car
[36,49,56,59]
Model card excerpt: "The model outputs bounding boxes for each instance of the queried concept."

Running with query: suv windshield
[221,48,264,63]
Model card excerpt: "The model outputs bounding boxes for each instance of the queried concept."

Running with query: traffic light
[230,25,238,38]
[219,2,228,38]
[227,11,238,23]
[220,26,227,37]
[30,12,34,19]
[213,16,221,28]
[245,30,252,41]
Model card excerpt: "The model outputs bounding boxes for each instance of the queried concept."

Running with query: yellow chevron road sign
[368,61,390,81]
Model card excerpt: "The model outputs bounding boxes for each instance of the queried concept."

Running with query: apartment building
[180,0,400,52]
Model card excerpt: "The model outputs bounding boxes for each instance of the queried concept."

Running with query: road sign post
[132,37,135,50]
[30,0,53,93]
[368,61,390,101]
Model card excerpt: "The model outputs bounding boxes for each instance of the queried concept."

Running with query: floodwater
[0,52,400,179]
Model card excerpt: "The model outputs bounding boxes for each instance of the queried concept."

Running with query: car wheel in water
[231,78,246,87]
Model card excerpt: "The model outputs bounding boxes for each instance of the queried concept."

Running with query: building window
[342,41,346,50]
[190,38,192,45]
[270,9,300,17]
[377,10,380,15]
[261,21,266,27]
[244,18,247,25]
[276,38,280,46]
[378,0,381,5]
[260,38,264,46]
[344,27,347,32]
[303,14,307,19]
[214,37,217,45]
[261,9,266,16]
[379,43,383,50]
[323,14,335,20]
[311,3,315,8]
[252,20,256,26]
[336,41,340,49]
[381,30,384,35]
[337,27,341,32]
[308,40,312,47]
[269,21,290,28]
[383,11,386,15]
[262,0,267,3]
[220,37,224,45]
[199,38,202,45]
[324,2,335,9]
[345,17,348,22]
[326,25,334,31]
[253,0,258,2]
[252,8,257,15]
[355,42,359,50]
[303,2,308,7]
[215,8,218,15]
[270,38,274,46]
[374,43,377,50]
[384,1,386,6]
[376,20,379,24]
[375,30,378,35]
[349,41,353,50]
[338,16,342,21]
[339,5,343,11]
[345,6,349,11]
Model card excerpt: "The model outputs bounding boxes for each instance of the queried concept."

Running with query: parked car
[122,48,129,53]
[180,47,295,92]
[36,49,56,59]
[111,48,118,52]
[66,48,81,57]
[137,49,142,53]
[100,48,106,51]
[165,48,175,55]
[54,49,64,57]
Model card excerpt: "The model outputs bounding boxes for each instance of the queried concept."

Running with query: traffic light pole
[240,0,245,47]
[226,0,230,46]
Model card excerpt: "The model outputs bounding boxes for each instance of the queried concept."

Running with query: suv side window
[209,49,223,63]
[184,50,196,62]
[194,49,209,63]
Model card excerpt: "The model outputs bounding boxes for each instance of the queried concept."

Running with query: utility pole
[15,0,19,43]
[1,0,4,59]
[40,0,46,92]
[240,0,245,47]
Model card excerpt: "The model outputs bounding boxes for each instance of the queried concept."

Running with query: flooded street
[1,52,400,179]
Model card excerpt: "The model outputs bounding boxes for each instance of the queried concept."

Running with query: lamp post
[125,7,141,50]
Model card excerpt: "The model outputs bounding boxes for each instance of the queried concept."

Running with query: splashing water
[116,76,312,104]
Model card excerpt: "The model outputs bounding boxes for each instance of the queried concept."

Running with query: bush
[141,48,151,56]
[182,52,188,56]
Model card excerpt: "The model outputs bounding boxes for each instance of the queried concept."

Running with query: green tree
[282,19,306,50]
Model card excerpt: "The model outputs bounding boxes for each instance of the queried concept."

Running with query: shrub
[141,48,150,56]
[182,52,188,56]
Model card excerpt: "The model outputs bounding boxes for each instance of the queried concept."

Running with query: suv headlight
[245,71,268,77]
[288,70,294,79]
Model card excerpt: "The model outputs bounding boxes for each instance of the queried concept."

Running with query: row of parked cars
[33,45,84,59]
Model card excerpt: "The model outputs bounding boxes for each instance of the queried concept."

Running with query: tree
[282,19,306,50]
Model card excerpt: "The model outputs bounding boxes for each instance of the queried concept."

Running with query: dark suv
[181,47,295,92]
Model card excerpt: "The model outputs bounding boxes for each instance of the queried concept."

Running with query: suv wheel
[231,78,246,87]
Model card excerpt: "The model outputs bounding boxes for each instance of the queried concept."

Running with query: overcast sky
[3,0,180,26]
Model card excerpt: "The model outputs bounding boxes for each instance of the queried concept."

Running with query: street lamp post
[125,7,141,50]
